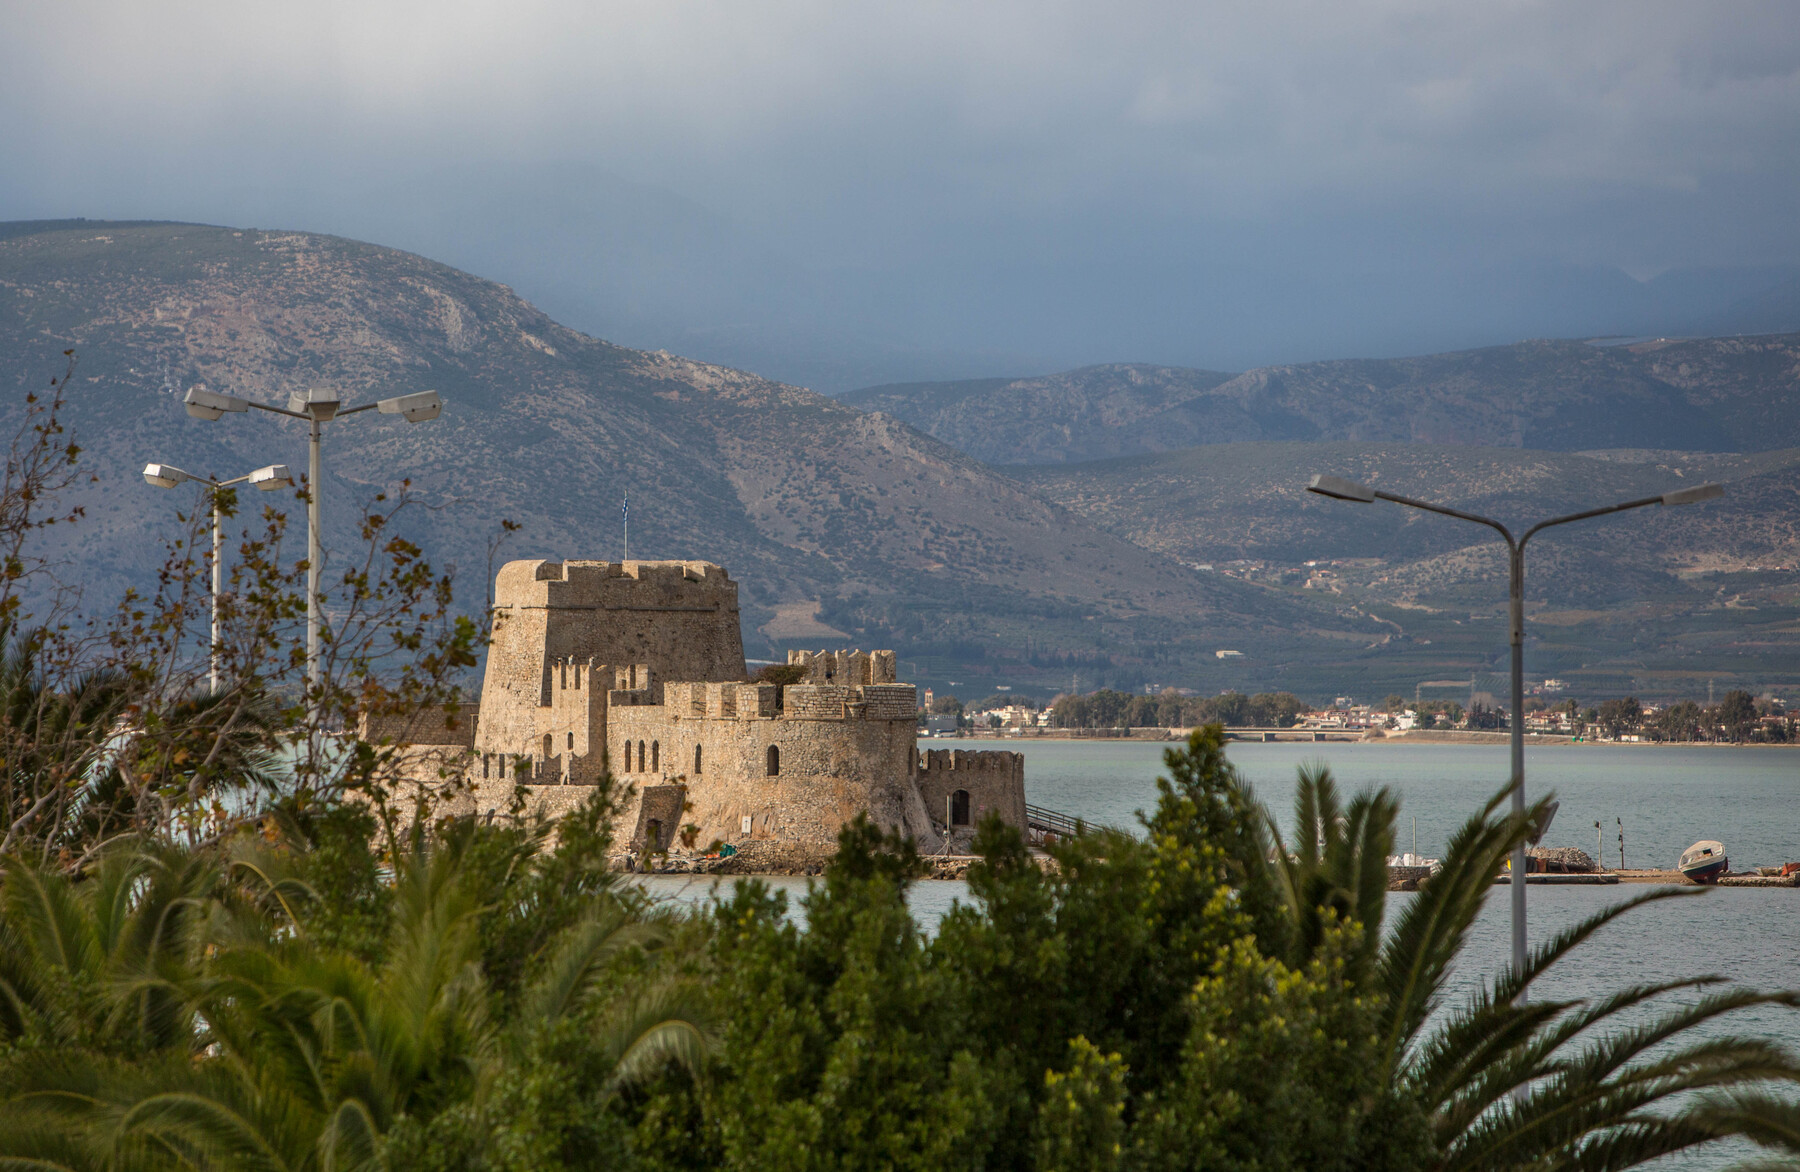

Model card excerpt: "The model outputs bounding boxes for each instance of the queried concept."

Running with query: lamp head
[248,464,294,491]
[1661,483,1723,506]
[142,463,191,489]
[377,390,443,423]
[287,387,341,421]
[183,387,249,421]
[1307,474,1377,503]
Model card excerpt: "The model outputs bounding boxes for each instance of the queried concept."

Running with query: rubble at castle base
[378,558,1026,870]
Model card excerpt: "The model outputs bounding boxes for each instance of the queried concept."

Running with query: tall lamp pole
[1305,474,1723,983]
[182,387,443,714]
[142,461,295,693]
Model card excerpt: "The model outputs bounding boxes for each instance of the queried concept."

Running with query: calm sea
[636,738,1800,1168]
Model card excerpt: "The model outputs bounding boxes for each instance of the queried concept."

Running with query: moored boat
[1678,840,1729,884]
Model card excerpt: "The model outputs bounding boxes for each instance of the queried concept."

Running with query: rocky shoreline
[611,844,994,879]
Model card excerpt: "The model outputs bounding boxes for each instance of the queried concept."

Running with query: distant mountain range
[841,340,1800,699]
[1009,439,1800,701]
[5,218,1797,704]
[843,337,1800,463]
[0,219,1357,697]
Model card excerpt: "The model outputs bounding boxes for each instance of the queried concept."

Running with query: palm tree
[0,839,216,1057]
[0,819,711,1171]
[0,622,132,854]
[1265,767,1800,1170]
[1263,763,1396,984]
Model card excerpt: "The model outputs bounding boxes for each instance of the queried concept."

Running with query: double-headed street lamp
[182,387,444,710]
[1305,473,1723,985]
[142,461,295,693]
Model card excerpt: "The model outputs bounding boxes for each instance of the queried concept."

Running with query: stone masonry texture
[409,559,1026,866]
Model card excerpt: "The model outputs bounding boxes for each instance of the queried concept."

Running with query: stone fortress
[405,558,1027,867]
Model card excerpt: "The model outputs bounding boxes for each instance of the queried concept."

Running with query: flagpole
[622,493,629,562]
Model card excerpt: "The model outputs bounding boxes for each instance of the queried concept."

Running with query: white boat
[1678,840,1729,884]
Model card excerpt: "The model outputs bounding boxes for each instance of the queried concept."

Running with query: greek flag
[622,494,628,524]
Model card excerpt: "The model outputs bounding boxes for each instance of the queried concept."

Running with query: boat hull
[1680,855,1730,884]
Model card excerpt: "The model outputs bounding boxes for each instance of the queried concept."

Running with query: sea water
[634,739,1800,1168]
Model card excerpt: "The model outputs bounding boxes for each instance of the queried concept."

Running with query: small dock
[1494,873,1619,885]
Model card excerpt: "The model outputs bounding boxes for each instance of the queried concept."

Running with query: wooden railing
[1026,803,1095,845]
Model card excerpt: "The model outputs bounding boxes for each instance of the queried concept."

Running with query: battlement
[787,649,897,685]
[495,559,737,609]
[665,680,780,719]
[914,749,1027,835]
[776,681,917,721]
[483,558,744,712]
[541,659,651,709]
[917,748,1025,774]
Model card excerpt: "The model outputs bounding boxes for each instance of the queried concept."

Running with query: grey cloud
[3,0,1799,389]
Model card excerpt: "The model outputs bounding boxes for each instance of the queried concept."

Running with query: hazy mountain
[838,365,1240,464]
[847,336,1800,463]
[1013,442,1800,698]
[0,218,1368,694]
[6,218,1792,703]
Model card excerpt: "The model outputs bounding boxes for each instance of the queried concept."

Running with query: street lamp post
[1305,474,1723,983]
[142,461,295,693]
[181,387,443,715]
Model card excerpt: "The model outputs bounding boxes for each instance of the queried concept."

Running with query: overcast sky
[5,0,1799,389]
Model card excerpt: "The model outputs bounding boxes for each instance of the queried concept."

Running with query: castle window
[694,743,703,774]
[567,731,574,751]
[651,741,660,772]
[950,789,971,827]
[766,745,780,776]
[543,734,553,759]
[638,740,647,771]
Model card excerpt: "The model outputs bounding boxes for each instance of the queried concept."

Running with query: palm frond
[1376,786,1548,1070]
[596,982,718,1098]
[1409,887,1706,1104]
[1693,1089,1800,1155]
[520,906,664,1026]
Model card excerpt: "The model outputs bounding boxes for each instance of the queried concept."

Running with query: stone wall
[631,784,689,851]
[787,648,898,685]
[479,560,743,749]
[914,748,1027,834]
[605,693,937,853]
[400,558,1029,870]
[361,703,478,748]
